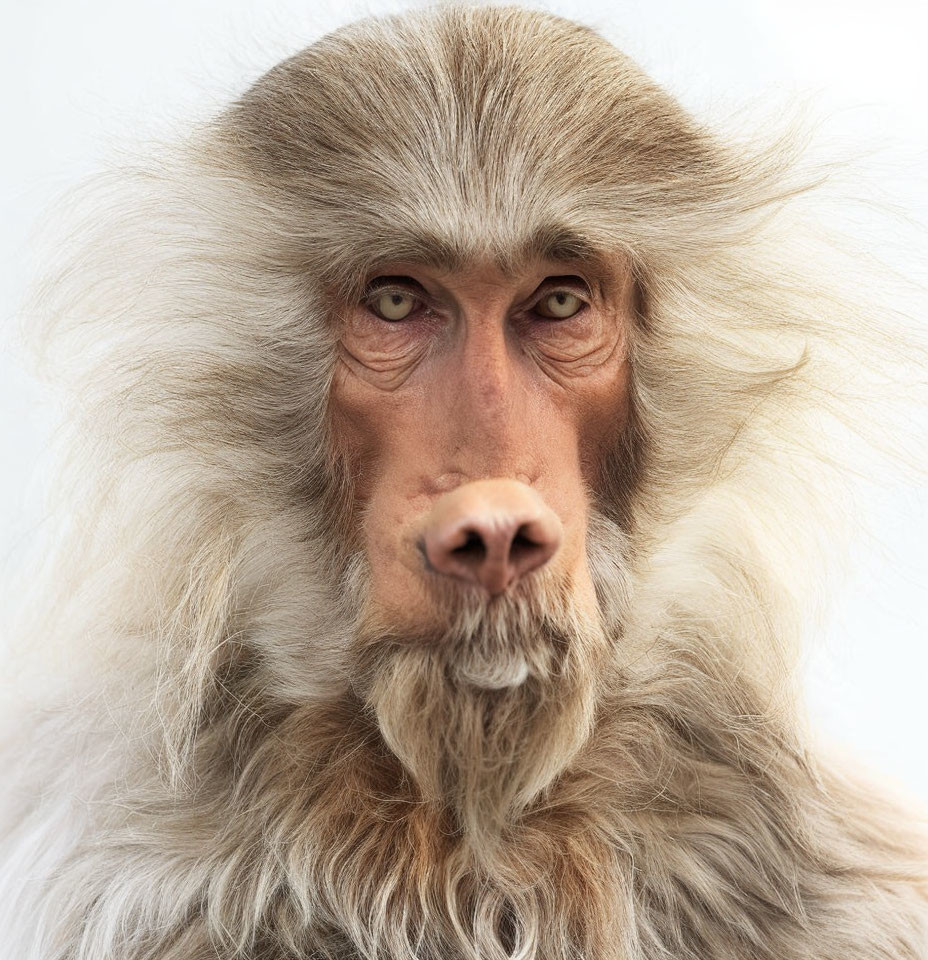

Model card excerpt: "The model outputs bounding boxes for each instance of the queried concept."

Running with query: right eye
[368,290,419,321]
[364,276,425,323]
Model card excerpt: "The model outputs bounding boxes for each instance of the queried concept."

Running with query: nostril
[451,529,487,562]
[510,524,539,561]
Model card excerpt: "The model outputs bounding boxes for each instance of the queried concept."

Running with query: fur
[2,5,927,959]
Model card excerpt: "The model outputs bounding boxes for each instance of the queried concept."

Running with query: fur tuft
[2,5,926,959]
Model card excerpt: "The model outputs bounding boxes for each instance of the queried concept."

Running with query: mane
[2,6,926,959]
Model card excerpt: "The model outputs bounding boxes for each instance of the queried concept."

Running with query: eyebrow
[333,221,616,301]
[515,225,603,268]
[406,224,605,271]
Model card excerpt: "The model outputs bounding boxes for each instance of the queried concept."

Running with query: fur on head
[2,5,927,960]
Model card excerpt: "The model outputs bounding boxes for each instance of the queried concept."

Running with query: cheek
[329,362,415,502]
[329,366,435,612]
[575,356,632,487]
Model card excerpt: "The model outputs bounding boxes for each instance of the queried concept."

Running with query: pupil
[391,294,404,305]
[555,293,566,304]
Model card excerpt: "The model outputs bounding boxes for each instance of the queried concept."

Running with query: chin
[350,570,608,841]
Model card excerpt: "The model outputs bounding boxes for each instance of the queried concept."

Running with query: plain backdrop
[1,0,926,801]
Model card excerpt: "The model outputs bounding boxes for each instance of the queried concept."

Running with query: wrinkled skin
[332,257,635,636]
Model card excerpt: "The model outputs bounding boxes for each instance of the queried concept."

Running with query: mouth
[354,570,593,694]
[454,646,532,690]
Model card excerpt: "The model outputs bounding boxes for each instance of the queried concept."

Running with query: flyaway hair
[1,6,926,960]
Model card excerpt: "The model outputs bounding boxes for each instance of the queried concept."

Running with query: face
[332,257,634,635]
[328,254,632,661]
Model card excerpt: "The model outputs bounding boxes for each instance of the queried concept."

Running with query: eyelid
[364,276,428,297]
[535,276,592,298]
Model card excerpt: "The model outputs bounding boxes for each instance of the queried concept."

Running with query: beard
[349,569,610,852]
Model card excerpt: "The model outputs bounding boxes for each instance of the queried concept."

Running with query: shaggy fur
[2,5,927,959]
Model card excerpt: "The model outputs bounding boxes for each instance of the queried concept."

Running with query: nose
[421,479,562,595]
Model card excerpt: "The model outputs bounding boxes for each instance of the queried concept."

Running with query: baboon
[2,5,927,959]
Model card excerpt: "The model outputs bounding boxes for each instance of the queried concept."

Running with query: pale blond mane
[1,5,926,959]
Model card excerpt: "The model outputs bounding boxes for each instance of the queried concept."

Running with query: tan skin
[331,257,634,628]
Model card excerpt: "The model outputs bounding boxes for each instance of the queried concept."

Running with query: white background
[1,0,926,801]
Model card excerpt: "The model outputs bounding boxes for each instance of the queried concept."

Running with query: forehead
[219,6,711,295]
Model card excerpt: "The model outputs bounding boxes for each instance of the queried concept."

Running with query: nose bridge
[443,308,528,469]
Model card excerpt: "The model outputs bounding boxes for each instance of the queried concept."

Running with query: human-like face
[331,256,634,641]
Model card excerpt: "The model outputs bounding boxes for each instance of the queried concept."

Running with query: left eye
[534,291,584,319]
[370,292,417,321]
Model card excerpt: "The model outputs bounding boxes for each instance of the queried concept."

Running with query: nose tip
[422,479,562,595]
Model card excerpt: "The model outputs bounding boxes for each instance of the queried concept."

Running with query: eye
[371,291,418,321]
[534,291,584,319]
